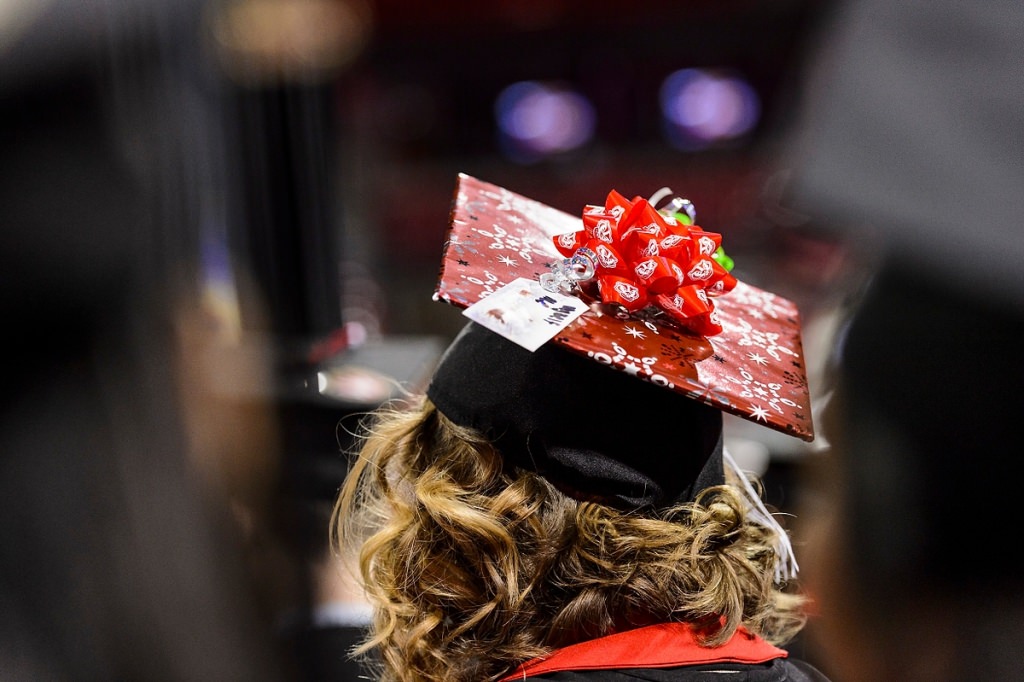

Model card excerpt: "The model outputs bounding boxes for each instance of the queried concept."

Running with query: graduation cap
[426,174,813,577]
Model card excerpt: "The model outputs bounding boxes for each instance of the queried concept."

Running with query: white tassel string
[722,445,799,584]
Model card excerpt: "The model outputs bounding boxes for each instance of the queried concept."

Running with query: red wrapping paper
[434,173,814,442]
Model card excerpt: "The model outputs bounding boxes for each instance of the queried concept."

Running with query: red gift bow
[550,189,737,336]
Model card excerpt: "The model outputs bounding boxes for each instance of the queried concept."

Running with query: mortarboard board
[425,174,813,580]
[431,173,814,444]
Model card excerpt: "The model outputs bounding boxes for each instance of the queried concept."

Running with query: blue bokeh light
[659,68,761,150]
[495,80,596,163]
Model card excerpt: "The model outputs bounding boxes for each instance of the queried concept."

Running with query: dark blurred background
[341,0,837,337]
[1,1,856,679]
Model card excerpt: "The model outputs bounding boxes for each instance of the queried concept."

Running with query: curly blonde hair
[331,398,808,682]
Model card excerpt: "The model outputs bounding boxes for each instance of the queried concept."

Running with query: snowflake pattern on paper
[436,174,814,442]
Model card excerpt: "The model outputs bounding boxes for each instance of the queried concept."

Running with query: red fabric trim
[499,624,787,681]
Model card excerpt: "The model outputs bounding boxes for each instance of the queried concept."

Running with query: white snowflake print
[749,404,771,422]
[624,325,646,339]
[726,317,798,363]
[724,367,798,418]
[747,351,768,366]
[586,341,669,385]
[460,269,506,299]
[475,222,540,264]
[726,283,789,321]
[493,187,579,237]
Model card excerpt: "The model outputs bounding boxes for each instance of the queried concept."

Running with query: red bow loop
[553,230,585,257]
[633,256,681,295]
[598,274,649,312]
[541,189,737,336]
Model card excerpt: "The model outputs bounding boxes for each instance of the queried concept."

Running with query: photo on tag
[463,277,587,352]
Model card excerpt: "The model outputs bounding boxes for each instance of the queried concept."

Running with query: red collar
[500,623,787,681]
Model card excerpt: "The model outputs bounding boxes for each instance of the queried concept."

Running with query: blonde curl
[331,399,808,682]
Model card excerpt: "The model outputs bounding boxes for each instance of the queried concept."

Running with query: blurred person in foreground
[331,176,831,681]
[783,1,1024,680]
[0,1,297,678]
